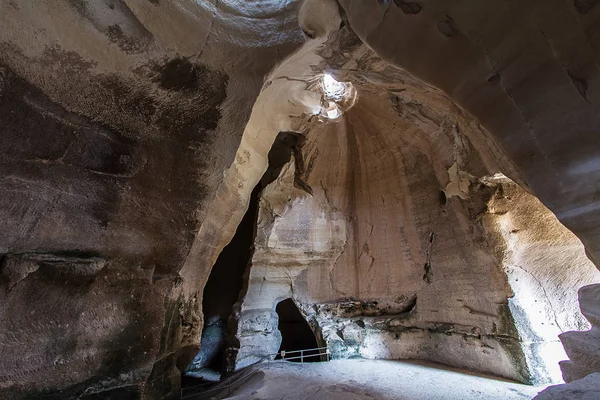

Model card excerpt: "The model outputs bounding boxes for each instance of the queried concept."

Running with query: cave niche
[275,298,322,363]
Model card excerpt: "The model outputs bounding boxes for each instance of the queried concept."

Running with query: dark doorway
[276,298,322,362]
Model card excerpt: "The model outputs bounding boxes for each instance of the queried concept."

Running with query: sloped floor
[227,359,548,400]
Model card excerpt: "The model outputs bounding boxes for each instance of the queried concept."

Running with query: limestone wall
[232,38,600,384]
[0,0,303,397]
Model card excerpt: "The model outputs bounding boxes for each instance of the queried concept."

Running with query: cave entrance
[185,185,260,379]
[185,131,306,380]
[275,298,323,362]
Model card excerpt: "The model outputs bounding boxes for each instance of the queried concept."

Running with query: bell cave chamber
[1,0,600,399]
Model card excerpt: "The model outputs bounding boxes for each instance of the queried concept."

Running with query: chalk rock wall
[535,372,600,400]
[339,0,600,267]
[339,0,600,387]
[180,0,347,373]
[232,31,600,384]
[0,1,303,398]
[482,177,600,382]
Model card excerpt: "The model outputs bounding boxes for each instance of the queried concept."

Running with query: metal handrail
[180,368,260,399]
[276,346,328,354]
[180,346,331,398]
[268,346,331,364]
[279,351,329,362]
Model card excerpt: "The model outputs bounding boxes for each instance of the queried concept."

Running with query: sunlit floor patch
[227,359,548,400]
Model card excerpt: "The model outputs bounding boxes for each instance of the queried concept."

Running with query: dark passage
[276,298,321,362]
[186,132,306,378]
[185,186,260,376]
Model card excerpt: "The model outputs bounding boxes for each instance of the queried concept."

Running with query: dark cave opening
[186,185,261,377]
[185,131,305,379]
[275,298,322,362]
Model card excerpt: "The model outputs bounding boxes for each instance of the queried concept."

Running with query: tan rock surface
[232,26,600,384]
[0,0,303,397]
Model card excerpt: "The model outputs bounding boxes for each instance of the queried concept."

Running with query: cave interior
[1,0,600,399]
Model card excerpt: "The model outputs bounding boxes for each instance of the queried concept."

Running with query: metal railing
[181,368,259,399]
[180,347,330,398]
[270,346,330,364]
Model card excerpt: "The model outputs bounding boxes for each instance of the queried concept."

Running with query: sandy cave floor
[225,359,549,400]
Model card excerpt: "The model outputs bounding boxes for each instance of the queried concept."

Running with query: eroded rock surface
[0,0,303,398]
[339,0,600,266]
[558,285,600,382]
[338,0,600,387]
[2,0,600,398]
[535,372,600,400]
[231,26,600,384]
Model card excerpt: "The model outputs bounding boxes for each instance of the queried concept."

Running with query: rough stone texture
[0,0,303,398]
[534,372,600,400]
[2,0,600,397]
[338,0,600,388]
[339,0,600,267]
[482,177,600,382]
[231,27,600,384]
[179,0,347,374]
